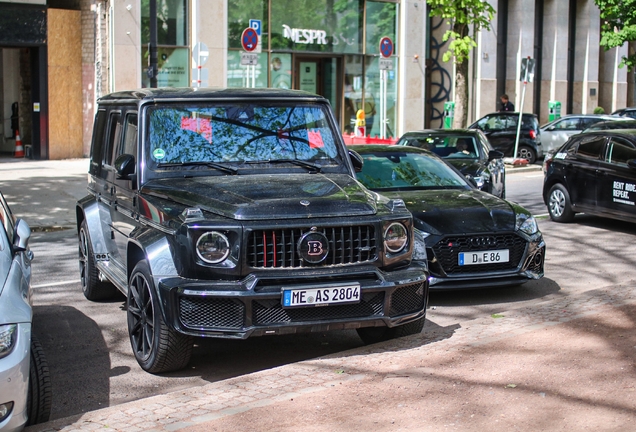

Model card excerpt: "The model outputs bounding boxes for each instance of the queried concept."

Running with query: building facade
[0,0,634,159]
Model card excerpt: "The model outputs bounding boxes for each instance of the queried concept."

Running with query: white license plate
[282,284,361,308]
[458,249,509,266]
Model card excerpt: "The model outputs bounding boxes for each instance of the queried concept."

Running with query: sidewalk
[24,281,636,432]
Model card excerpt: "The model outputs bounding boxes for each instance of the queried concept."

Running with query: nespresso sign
[282,24,328,45]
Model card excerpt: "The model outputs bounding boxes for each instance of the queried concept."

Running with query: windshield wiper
[157,161,238,175]
[243,159,322,173]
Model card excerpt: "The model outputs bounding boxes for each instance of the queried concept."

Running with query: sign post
[191,42,209,87]
[241,27,259,87]
[513,56,535,163]
[378,37,394,139]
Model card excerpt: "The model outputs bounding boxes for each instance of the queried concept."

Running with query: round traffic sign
[241,27,259,52]
[379,37,394,58]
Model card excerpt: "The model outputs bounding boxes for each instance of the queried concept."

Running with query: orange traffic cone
[14,130,24,158]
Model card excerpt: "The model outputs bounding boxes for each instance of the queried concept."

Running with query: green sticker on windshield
[153,148,166,160]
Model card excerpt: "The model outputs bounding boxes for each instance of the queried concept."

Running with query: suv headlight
[384,222,408,254]
[517,214,538,235]
[196,231,230,263]
[0,324,17,359]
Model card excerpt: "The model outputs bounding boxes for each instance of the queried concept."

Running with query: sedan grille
[248,225,377,268]
[252,292,384,325]
[431,234,527,275]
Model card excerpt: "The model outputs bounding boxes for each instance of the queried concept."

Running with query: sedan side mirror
[488,150,504,161]
[13,219,31,252]
[348,149,364,172]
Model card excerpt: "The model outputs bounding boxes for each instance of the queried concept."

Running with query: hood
[379,188,516,234]
[444,159,481,176]
[141,173,377,220]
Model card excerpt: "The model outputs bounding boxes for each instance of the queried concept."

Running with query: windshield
[400,135,478,159]
[356,150,470,190]
[146,103,340,167]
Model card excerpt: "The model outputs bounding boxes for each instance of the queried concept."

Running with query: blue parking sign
[249,19,261,36]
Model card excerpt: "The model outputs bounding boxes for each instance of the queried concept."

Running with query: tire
[357,315,425,345]
[26,336,51,426]
[79,220,119,301]
[127,260,193,373]
[547,183,575,222]
[517,145,537,164]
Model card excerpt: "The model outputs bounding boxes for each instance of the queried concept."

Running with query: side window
[580,117,601,129]
[104,111,122,167]
[606,138,636,166]
[553,118,579,130]
[90,110,108,175]
[575,136,606,159]
[120,112,138,158]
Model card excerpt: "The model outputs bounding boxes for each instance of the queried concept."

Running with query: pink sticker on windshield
[181,117,212,143]
[308,130,324,148]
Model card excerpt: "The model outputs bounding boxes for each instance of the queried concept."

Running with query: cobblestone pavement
[25,281,636,432]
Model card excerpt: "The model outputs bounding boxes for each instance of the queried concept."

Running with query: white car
[0,192,50,431]
[540,114,619,153]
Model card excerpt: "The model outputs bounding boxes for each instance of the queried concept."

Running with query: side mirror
[488,150,504,161]
[13,219,31,252]
[546,126,555,132]
[348,149,364,172]
[115,154,136,180]
[627,159,636,169]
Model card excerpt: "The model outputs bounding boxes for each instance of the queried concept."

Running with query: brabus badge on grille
[298,230,329,263]
[300,200,310,206]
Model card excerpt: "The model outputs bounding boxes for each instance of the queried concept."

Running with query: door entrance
[293,56,342,131]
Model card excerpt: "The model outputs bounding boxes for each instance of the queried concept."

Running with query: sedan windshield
[146,103,340,167]
[356,150,470,190]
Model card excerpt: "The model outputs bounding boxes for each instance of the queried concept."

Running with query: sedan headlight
[196,231,230,264]
[384,222,408,254]
[0,324,17,359]
[517,214,538,235]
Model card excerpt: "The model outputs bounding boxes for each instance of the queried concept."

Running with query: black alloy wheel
[517,145,537,164]
[127,260,193,373]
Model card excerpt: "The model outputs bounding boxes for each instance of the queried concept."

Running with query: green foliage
[596,0,636,70]
[593,106,606,114]
[427,0,496,64]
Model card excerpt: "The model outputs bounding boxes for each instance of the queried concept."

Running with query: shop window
[365,1,398,55]
[228,0,268,50]
[227,51,269,88]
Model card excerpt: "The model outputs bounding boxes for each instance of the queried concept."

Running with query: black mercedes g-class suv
[77,88,429,373]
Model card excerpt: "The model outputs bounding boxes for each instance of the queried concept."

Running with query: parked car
[0,191,51,430]
[611,107,636,119]
[543,130,636,223]
[540,114,620,153]
[583,118,636,132]
[77,88,430,373]
[350,145,545,290]
[395,129,506,198]
[469,112,543,164]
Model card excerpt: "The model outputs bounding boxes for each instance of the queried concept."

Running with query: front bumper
[155,265,429,339]
[0,323,30,432]
[428,237,545,290]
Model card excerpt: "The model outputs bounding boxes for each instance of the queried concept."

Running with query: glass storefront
[227,0,399,137]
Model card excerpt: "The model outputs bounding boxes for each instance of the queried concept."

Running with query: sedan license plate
[282,284,361,308]
[458,249,509,266]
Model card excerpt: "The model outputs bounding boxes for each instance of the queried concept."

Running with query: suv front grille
[179,297,245,330]
[252,292,384,325]
[389,282,425,316]
[248,225,377,268]
[431,234,527,275]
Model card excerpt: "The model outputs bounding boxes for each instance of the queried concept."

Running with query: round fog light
[196,232,230,264]
[384,222,408,253]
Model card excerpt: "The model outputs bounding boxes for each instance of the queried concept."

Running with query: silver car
[0,192,50,431]
[540,114,619,153]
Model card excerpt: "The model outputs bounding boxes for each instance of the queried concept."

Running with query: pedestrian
[499,94,515,112]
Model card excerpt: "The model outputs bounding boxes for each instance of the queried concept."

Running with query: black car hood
[444,158,481,176]
[379,188,516,234]
[141,173,377,220]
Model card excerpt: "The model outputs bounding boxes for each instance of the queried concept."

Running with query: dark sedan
[351,145,545,290]
[396,129,506,198]
[543,130,636,223]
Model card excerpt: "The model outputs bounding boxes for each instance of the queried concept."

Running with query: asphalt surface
[3,158,634,431]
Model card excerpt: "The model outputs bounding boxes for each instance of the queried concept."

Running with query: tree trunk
[453,59,469,128]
